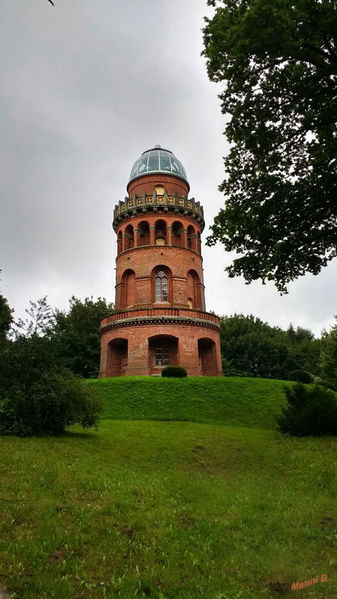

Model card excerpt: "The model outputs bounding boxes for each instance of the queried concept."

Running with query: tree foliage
[0,295,13,344]
[203,0,337,292]
[52,296,114,378]
[11,296,54,339]
[0,335,102,436]
[220,314,320,379]
[0,271,13,344]
[319,316,337,387]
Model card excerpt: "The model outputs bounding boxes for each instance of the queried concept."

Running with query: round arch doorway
[148,335,179,374]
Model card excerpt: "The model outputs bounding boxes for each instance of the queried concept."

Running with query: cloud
[1,0,336,337]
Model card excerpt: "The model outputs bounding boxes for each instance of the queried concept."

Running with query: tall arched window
[125,225,134,250]
[117,231,123,254]
[172,221,183,247]
[155,220,167,245]
[138,221,150,246]
[187,225,196,250]
[197,231,201,254]
[121,269,136,308]
[155,269,168,302]
[187,269,201,309]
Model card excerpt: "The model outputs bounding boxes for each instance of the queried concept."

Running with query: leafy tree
[220,314,292,378]
[320,317,337,387]
[220,314,319,379]
[52,296,114,378]
[203,0,337,292]
[11,296,54,339]
[0,271,13,343]
[0,295,13,344]
[285,324,321,374]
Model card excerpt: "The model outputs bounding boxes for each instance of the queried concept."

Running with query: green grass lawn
[1,417,337,598]
[89,376,289,429]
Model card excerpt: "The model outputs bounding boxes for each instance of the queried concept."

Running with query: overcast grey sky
[1,0,336,336]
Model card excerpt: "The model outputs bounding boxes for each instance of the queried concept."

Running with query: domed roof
[129,145,188,185]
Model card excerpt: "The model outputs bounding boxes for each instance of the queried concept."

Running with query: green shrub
[314,378,336,391]
[0,369,102,436]
[0,335,102,436]
[277,383,337,436]
[161,366,187,378]
[287,369,313,384]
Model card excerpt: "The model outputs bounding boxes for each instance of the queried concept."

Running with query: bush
[161,366,187,378]
[287,369,313,384]
[0,369,102,436]
[314,378,336,391]
[0,336,103,436]
[277,383,337,436]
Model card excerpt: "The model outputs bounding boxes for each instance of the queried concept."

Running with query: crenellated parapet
[113,191,205,231]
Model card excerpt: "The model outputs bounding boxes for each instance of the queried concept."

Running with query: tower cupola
[128,145,189,190]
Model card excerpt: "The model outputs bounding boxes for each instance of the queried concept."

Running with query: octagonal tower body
[99,146,222,377]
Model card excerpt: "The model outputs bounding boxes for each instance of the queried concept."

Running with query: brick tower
[99,145,222,377]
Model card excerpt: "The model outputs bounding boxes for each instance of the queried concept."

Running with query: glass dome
[129,145,188,185]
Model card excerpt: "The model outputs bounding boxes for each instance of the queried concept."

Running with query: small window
[155,344,170,366]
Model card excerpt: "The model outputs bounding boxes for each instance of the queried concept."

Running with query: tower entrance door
[148,335,178,373]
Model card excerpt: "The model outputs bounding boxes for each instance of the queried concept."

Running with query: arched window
[138,221,150,246]
[187,269,201,309]
[149,335,179,370]
[121,269,136,308]
[117,231,123,254]
[155,269,168,302]
[155,219,167,245]
[187,225,196,250]
[125,225,134,250]
[197,231,201,254]
[172,221,183,247]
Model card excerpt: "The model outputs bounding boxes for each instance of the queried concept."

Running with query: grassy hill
[88,376,290,430]
[2,377,337,598]
[1,420,337,598]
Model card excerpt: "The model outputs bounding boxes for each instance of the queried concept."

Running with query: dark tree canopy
[220,314,321,378]
[0,295,13,343]
[320,316,337,386]
[203,0,337,292]
[0,272,13,343]
[53,296,114,378]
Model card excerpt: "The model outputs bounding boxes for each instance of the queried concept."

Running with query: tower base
[100,309,222,377]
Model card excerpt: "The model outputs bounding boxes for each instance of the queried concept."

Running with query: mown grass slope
[88,376,289,429]
[1,421,337,598]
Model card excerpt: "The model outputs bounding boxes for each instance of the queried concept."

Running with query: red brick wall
[100,322,222,377]
[127,173,189,196]
[115,245,205,310]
